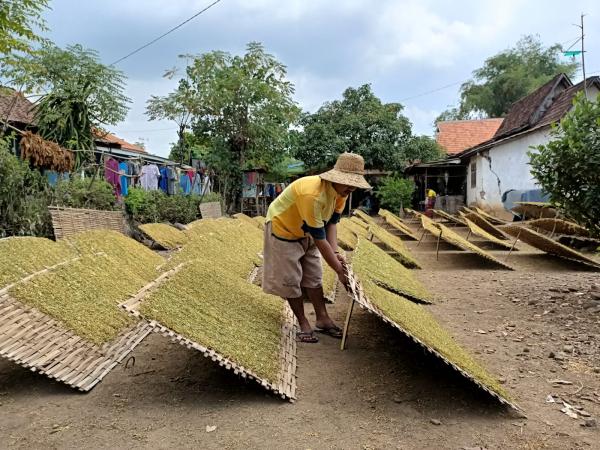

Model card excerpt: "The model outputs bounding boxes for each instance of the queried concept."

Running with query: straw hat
[319,152,372,189]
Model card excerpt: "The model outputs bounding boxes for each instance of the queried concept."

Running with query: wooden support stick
[416,229,427,247]
[340,297,356,351]
[435,230,442,261]
[465,229,472,242]
[505,229,522,262]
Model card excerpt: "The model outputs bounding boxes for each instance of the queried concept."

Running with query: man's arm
[314,235,348,287]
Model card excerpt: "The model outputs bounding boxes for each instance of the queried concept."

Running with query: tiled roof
[436,118,504,154]
[0,88,36,125]
[537,76,600,127]
[93,130,146,153]
[493,74,571,138]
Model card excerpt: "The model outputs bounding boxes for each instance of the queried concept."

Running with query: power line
[117,127,178,133]
[110,0,223,66]
[399,81,463,102]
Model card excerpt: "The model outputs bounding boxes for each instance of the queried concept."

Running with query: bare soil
[1,224,600,449]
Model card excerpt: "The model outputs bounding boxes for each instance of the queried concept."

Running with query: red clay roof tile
[436,118,504,154]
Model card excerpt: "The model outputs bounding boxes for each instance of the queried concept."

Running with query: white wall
[466,84,600,213]
[466,128,550,211]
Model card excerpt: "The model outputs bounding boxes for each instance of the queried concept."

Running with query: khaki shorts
[262,222,323,299]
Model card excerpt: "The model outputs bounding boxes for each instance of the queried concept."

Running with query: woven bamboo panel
[433,209,466,226]
[463,218,515,250]
[503,225,600,270]
[121,264,298,401]
[343,266,521,413]
[472,207,508,225]
[421,216,514,270]
[512,202,558,219]
[463,212,509,240]
[199,202,223,219]
[378,209,420,240]
[526,218,590,237]
[49,206,128,239]
[368,225,421,269]
[0,293,151,391]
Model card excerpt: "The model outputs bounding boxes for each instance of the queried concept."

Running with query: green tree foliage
[0,136,52,237]
[167,131,210,164]
[0,0,49,64]
[7,44,129,167]
[148,42,299,212]
[375,176,415,214]
[529,93,600,237]
[53,178,119,211]
[294,84,413,171]
[437,35,578,121]
[405,135,445,163]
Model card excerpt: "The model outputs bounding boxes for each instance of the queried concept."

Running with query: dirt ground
[1,222,600,449]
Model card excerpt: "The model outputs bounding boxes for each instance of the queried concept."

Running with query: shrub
[52,178,119,210]
[375,176,415,214]
[529,93,600,237]
[0,138,53,237]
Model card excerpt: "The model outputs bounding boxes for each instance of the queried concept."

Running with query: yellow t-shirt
[266,176,347,240]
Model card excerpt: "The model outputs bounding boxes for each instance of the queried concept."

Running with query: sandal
[315,325,343,339]
[296,331,319,343]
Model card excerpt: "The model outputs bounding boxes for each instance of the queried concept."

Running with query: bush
[375,176,415,214]
[52,178,119,210]
[0,137,53,237]
[124,188,220,224]
[529,93,600,237]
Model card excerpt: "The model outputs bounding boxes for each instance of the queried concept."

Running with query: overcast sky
[44,0,599,157]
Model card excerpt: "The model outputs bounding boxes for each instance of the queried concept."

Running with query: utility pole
[577,13,588,97]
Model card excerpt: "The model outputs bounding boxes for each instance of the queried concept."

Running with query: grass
[353,238,432,303]
[66,230,165,281]
[10,254,139,345]
[139,258,284,383]
[139,223,189,249]
[368,224,421,269]
[0,237,76,289]
[463,217,514,250]
[361,279,509,400]
[421,216,514,271]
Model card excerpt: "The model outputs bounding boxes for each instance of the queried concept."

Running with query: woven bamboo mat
[0,293,151,391]
[343,266,522,414]
[121,264,298,401]
[463,212,508,240]
[433,209,466,226]
[503,225,600,270]
[49,206,128,239]
[525,218,590,237]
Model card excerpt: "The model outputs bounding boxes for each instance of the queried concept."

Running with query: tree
[151,42,300,211]
[529,93,600,237]
[293,84,428,171]
[8,44,130,167]
[167,131,210,163]
[375,176,415,214]
[405,135,445,164]
[437,35,578,121]
[0,0,49,64]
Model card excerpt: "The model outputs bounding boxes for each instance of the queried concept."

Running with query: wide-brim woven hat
[319,152,372,189]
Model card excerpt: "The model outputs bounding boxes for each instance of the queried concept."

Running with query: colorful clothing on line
[119,161,129,196]
[140,164,161,191]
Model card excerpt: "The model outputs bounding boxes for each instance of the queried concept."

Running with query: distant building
[458,74,600,214]
[436,118,504,155]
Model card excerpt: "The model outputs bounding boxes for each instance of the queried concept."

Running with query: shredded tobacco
[139,223,188,249]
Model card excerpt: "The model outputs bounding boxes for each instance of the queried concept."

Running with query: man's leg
[305,287,337,330]
[286,296,312,334]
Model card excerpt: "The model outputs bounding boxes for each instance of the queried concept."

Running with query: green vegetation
[353,238,432,303]
[530,93,600,237]
[437,35,578,120]
[140,258,284,382]
[125,188,210,224]
[0,236,75,288]
[139,223,189,249]
[0,0,49,67]
[361,279,509,400]
[375,177,415,214]
[53,178,119,211]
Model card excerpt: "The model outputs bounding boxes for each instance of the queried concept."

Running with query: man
[262,153,371,343]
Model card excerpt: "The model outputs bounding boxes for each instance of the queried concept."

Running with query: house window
[470,162,476,189]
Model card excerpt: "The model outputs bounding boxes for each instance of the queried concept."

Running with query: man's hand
[335,251,346,264]
[335,261,349,290]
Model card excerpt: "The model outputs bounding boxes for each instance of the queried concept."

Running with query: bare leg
[305,286,336,329]
[286,296,312,334]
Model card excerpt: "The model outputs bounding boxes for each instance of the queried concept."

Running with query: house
[458,74,600,214]
[403,118,504,213]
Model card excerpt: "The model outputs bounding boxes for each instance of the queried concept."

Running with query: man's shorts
[262,221,323,299]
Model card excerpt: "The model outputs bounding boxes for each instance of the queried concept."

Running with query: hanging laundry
[104,157,121,196]
[167,166,178,195]
[118,161,129,196]
[140,164,161,191]
[179,171,192,195]
[192,172,203,195]
[187,169,195,184]
[159,166,169,193]
[202,176,212,195]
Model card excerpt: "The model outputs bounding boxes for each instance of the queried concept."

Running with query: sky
[43,0,600,157]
